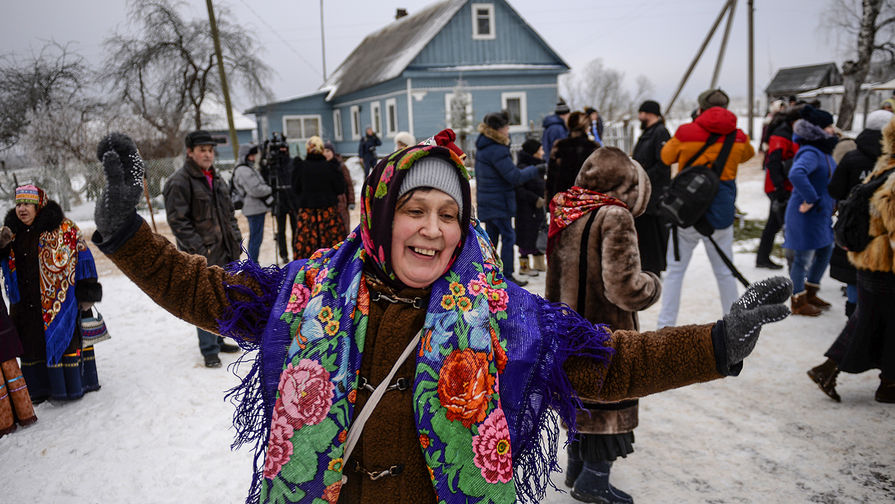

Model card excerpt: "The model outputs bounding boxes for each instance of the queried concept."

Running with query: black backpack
[833,169,894,252]
[658,131,737,236]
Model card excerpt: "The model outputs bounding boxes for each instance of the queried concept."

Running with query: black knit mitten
[94,133,145,238]
[722,276,792,365]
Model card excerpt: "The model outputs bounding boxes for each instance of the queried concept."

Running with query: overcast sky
[1,0,847,111]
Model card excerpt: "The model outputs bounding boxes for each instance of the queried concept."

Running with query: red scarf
[547,186,628,256]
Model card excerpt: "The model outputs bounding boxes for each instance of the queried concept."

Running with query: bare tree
[103,0,273,156]
[825,0,895,129]
[448,79,474,156]
[559,58,655,121]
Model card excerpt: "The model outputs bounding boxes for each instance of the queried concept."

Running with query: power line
[234,0,322,79]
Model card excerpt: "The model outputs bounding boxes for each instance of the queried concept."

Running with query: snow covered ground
[2,160,893,503]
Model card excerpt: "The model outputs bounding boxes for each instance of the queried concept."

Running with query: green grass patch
[733,218,784,258]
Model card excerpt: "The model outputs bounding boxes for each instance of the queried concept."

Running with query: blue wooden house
[245,0,569,159]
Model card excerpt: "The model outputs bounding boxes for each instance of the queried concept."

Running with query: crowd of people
[1,87,893,504]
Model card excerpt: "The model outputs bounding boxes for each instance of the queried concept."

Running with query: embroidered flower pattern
[437,348,495,428]
[285,283,311,314]
[276,359,334,430]
[471,409,513,483]
[263,414,295,480]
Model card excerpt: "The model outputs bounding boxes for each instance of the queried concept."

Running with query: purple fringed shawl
[219,231,613,504]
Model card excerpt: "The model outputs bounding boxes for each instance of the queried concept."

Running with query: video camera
[260,132,296,216]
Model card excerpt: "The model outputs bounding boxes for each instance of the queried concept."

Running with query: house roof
[765,63,841,96]
[320,0,466,99]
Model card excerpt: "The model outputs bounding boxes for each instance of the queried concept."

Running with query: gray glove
[722,276,792,365]
[94,133,145,238]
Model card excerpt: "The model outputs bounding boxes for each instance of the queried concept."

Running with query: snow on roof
[796,82,879,98]
[200,96,257,131]
[432,63,565,72]
[321,0,465,100]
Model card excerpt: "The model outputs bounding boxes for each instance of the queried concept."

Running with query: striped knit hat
[15,184,46,208]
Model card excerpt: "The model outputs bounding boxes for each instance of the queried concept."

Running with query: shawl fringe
[217,258,289,504]
[511,299,613,502]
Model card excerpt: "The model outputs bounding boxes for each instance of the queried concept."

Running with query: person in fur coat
[545,147,661,504]
[0,185,103,403]
[808,115,895,403]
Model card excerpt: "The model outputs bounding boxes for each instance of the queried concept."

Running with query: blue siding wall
[209,128,256,162]
[330,78,408,155]
[411,0,561,68]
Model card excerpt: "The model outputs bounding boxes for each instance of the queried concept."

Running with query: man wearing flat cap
[163,130,243,368]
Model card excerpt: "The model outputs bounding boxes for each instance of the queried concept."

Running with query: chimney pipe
[396,8,408,20]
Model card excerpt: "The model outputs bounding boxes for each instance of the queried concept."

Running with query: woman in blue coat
[784,106,838,316]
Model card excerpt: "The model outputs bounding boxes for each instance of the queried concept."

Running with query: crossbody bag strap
[710,131,738,177]
[681,133,721,169]
[341,328,423,472]
[576,210,600,311]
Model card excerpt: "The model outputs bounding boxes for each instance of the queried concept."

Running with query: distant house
[246,0,569,159]
[765,62,842,108]
[202,98,257,163]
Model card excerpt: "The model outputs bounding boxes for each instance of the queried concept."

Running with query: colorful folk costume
[1,185,102,402]
[0,295,37,435]
[94,136,789,504]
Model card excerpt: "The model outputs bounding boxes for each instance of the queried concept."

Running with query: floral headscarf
[359,144,472,289]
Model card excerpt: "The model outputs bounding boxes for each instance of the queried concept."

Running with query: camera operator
[260,134,299,263]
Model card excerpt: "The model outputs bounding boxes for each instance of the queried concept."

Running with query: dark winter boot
[570,461,634,504]
[805,282,832,310]
[565,440,583,488]
[807,358,841,402]
[845,301,857,318]
[791,292,823,317]
[876,376,895,404]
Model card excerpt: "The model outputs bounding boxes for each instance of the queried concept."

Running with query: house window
[471,4,495,40]
[350,105,361,140]
[333,109,343,141]
[385,98,398,137]
[370,101,382,136]
[444,92,474,132]
[501,92,527,132]
[283,114,323,143]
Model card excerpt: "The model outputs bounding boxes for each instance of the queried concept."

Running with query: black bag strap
[576,210,600,311]
[710,131,738,177]
[681,133,720,168]
[706,233,750,287]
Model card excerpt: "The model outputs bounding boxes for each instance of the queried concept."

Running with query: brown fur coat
[848,117,895,273]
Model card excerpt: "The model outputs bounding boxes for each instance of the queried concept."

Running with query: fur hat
[394,131,415,148]
[398,156,464,215]
[575,147,650,217]
[638,100,662,116]
[697,88,729,110]
[866,109,894,131]
[800,105,834,129]
[554,98,570,115]
[522,138,541,156]
[483,111,510,130]
[567,111,590,133]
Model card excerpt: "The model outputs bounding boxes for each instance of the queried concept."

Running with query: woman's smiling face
[390,188,462,288]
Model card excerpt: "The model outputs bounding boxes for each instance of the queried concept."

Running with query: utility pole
[747,0,755,139]
[320,0,327,81]
[667,0,732,113]
[205,0,239,158]
[711,0,737,89]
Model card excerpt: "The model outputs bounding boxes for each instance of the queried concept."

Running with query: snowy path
[2,163,893,503]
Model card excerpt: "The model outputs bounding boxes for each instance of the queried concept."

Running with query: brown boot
[876,376,895,403]
[532,254,547,272]
[1,359,36,427]
[0,380,16,437]
[805,282,832,310]
[807,358,841,402]
[791,291,823,316]
[518,257,538,277]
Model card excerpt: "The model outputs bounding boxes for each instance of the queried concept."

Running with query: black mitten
[722,276,792,365]
[94,133,145,238]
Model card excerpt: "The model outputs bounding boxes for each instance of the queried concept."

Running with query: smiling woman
[90,131,791,504]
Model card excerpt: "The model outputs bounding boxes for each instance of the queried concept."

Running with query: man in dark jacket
[541,98,570,156]
[632,100,671,274]
[475,111,540,286]
[163,130,243,368]
[358,126,381,178]
[756,106,801,269]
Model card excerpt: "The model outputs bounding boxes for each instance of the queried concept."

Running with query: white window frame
[350,105,361,140]
[332,109,343,141]
[471,3,495,40]
[444,92,474,131]
[501,91,528,132]
[370,101,382,136]
[282,114,323,143]
[385,98,398,137]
